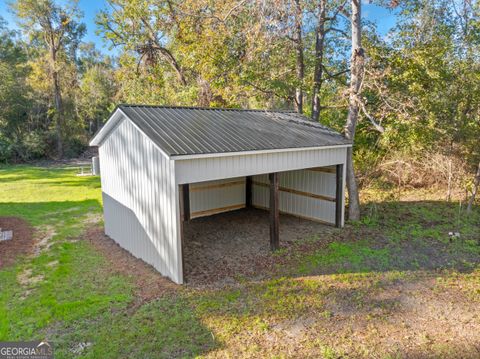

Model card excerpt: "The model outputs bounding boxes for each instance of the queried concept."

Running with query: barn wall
[175,147,347,184]
[99,118,183,283]
[189,177,246,219]
[252,168,337,224]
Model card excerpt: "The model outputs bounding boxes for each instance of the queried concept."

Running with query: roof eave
[89,106,173,160]
[170,143,352,161]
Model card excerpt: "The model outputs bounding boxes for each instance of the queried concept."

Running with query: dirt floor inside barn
[182,208,339,286]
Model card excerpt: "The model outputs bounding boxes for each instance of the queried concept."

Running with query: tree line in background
[0,0,479,215]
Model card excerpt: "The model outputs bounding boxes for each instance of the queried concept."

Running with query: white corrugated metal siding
[99,116,183,283]
[174,147,347,184]
[252,168,337,224]
[189,177,246,218]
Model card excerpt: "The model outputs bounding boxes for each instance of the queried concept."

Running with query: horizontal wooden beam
[190,180,245,192]
[253,205,334,226]
[190,203,245,218]
[252,181,336,202]
[307,167,336,174]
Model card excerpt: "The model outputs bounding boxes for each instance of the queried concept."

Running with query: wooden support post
[269,172,280,251]
[246,176,252,207]
[335,164,344,228]
[182,183,190,222]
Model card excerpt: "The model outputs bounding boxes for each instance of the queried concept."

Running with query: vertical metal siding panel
[189,177,246,217]
[159,150,166,275]
[164,158,173,280]
[168,159,182,283]
[151,148,160,273]
[250,168,337,224]
[159,150,167,275]
[342,150,347,226]
[252,174,268,209]
[97,119,181,284]
[278,169,336,224]
[173,161,184,283]
[175,147,348,184]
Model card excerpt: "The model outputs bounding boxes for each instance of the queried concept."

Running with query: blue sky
[0,0,117,55]
[0,0,397,56]
[364,3,398,35]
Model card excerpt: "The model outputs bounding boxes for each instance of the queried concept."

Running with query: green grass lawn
[0,165,216,358]
[0,165,479,358]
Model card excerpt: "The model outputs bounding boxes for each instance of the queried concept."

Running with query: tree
[11,0,85,158]
[78,63,116,135]
[97,0,186,85]
[293,0,304,113]
[467,162,480,213]
[0,18,32,161]
[344,0,363,220]
[311,0,327,121]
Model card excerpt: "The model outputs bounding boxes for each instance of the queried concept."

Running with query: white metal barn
[90,105,351,284]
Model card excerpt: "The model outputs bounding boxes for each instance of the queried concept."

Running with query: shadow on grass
[48,295,219,359]
[35,178,101,189]
[0,165,96,183]
[0,200,102,226]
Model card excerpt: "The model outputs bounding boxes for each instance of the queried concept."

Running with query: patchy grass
[0,165,216,358]
[299,241,393,274]
[1,165,480,358]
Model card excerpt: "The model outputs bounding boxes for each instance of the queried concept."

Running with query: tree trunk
[446,158,452,202]
[141,18,187,85]
[345,0,364,221]
[197,77,213,107]
[50,47,65,159]
[156,45,187,85]
[294,0,304,114]
[311,0,327,122]
[467,161,480,213]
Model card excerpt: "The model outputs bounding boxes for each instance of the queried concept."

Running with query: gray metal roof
[116,105,351,156]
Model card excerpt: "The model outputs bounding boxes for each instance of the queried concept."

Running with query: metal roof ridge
[118,103,296,113]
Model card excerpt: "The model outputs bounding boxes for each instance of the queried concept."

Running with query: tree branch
[326,27,349,37]
[222,0,248,22]
[358,99,385,133]
[140,17,187,85]
[322,65,349,79]
[244,80,293,101]
[329,0,349,20]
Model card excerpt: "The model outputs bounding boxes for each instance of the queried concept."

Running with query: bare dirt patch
[83,212,102,225]
[17,267,44,286]
[202,271,480,358]
[84,227,178,304]
[305,272,480,358]
[183,208,338,287]
[0,217,34,269]
[34,225,56,255]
